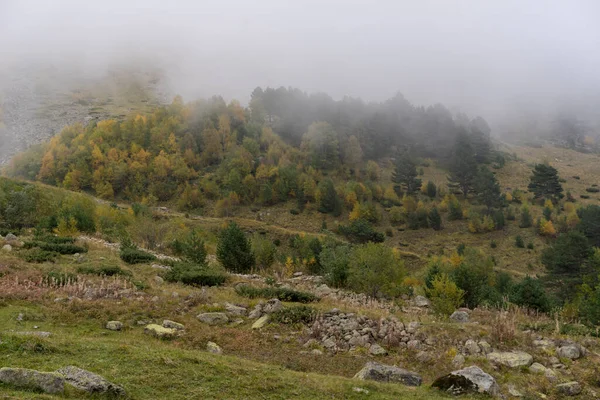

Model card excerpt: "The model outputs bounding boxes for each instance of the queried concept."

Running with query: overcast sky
[1,0,599,125]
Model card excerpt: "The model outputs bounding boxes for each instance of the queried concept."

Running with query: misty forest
[0,1,600,399]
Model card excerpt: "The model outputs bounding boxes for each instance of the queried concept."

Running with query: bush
[179,229,208,265]
[580,194,591,199]
[527,242,534,250]
[506,207,516,221]
[428,207,442,230]
[77,265,131,277]
[515,235,525,248]
[217,222,256,273]
[587,187,600,193]
[490,240,497,249]
[510,276,551,312]
[426,181,437,198]
[23,241,87,255]
[271,306,317,325]
[234,285,319,303]
[451,248,495,308]
[22,249,58,263]
[347,243,405,299]
[32,235,75,244]
[252,235,277,270]
[165,262,227,287]
[120,248,157,264]
[43,271,77,286]
[448,198,463,220]
[338,219,385,244]
[519,206,533,228]
[320,245,350,288]
[427,273,464,316]
[289,209,300,215]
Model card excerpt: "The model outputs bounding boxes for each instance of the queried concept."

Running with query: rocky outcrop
[354,362,422,386]
[197,312,229,325]
[57,366,125,396]
[106,321,123,331]
[556,381,582,396]
[0,367,64,394]
[248,299,282,319]
[432,365,500,397]
[487,351,533,368]
[144,324,178,339]
[162,320,185,330]
[450,311,469,323]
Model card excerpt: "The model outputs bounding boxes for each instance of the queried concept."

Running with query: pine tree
[527,164,563,202]
[217,222,255,273]
[448,134,477,197]
[392,152,422,195]
[474,166,501,210]
[181,229,208,266]
[428,207,442,230]
[318,178,342,216]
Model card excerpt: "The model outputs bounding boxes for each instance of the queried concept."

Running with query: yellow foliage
[283,257,294,279]
[505,192,513,202]
[383,185,400,204]
[539,218,557,237]
[544,199,554,211]
[564,202,576,214]
[449,252,463,267]
[345,191,358,207]
[402,195,417,213]
[566,212,580,229]
[54,216,78,236]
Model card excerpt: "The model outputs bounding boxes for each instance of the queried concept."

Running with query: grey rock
[225,302,247,316]
[478,340,492,354]
[416,351,432,363]
[197,312,229,325]
[557,345,582,360]
[248,304,263,319]
[1,244,12,252]
[464,339,481,355]
[56,366,125,396]
[369,344,388,356]
[144,324,178,339]
[5,233,17,241]
[354,362,422,386]
[432,365,500,397]
[450,310,469,323]
[407,340,421,349]
[105,321,123,331]
[206,341,222,354]
[529,362,547,374]
[251,315,269,329]
[533,339,554,348]
[154,276,164,284]
[413,295,431,307]
[452,354,465,368]
[0,367,64,394]
[162,320,185,330]
[406,321,420,333]
[545,368,558,382]
[487,351,533,368]
[311,349,323,355]
[556,381,582,396]
[508,384,523,397]
[262,298,283,314]
[315,284,332,297]
[12,331,51,338]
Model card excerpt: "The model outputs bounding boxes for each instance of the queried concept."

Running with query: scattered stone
[0,367,64,394]
[545,369,558,382]
[151,296,159,302]
[487,351,533,368]
[154,276,164,284]
[413,295,431,307]
[369,344,388,356]
[452,354,465,368]
[407,339,421,350]
[151,264,171,271]
[206,341,222,354]
[56,366,125,396]
[416,351,432,363]
[432,365,500,397]
[197,312,229,325]
[252,315,270,329]
[533,339,554,348]
[406,321,420,333]
[557,345,582,360]
[162,320,185,330]
[556,381,582,396]
[352,387,369,394]
[508,384,523,397]
[529,362,547,374]
[225,302,247,316]
[144,324,178,339]
[354,362,422,386]
[464,339,481,355]
[5,233,17,241]
[478,340,492,354]
[293,272,303,277]
[1,244,12,252]
[105,321,123,331]
[315,284,332,297]
[248,304,263,319]
[450,310,469,323]
[311,349,323,356]
[16,313,23,322]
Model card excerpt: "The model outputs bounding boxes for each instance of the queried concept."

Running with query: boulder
[557,345,582,360]
[450,311,469,323]
[154,276,164,284]
[529,362,547,374]
[533,339,554,348]
[413,295,431,307]
[463,339,481,355]
[262,299,283,314]
[0,367,64,394]
[252,315,270,329]
[1,244,13,252]
[478,340,492,354]
[106,321,123,331]
[487,351,533,368]
[315,284,332,297]
[12,331,52,338]
[406,321,420,333]
[197,312,229,325]
[162,320,185,330]
[248,304,263,319]
[452,354,465,368]
[225,302,247,316]
[556,381,582,396]
[144,324,178,339]
[56,366,125,396]
[369,344,388,356]
[432,365,500,397]
[206,341,223,354]
[5,233,17,241]
[354,362,422,386]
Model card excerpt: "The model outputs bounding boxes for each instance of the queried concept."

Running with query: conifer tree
[527,164,563,202]
[217,222,255,273]
[392,152,421,195]
[474,166,501,210]
[448,134,477,197]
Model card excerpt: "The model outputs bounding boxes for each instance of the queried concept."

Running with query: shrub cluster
[234,285,319,303]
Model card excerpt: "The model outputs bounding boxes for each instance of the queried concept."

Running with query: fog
[1,0,599,131]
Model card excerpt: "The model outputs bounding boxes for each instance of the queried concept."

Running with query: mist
[1,0,600,132]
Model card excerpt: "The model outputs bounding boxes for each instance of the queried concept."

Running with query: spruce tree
[318,178,342,216]
[392,152,422,195]
[527,164,563,202]
[474,166,501,210]
[217,222,255,273]
[448,134,477,197]
[428,207,442,230]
